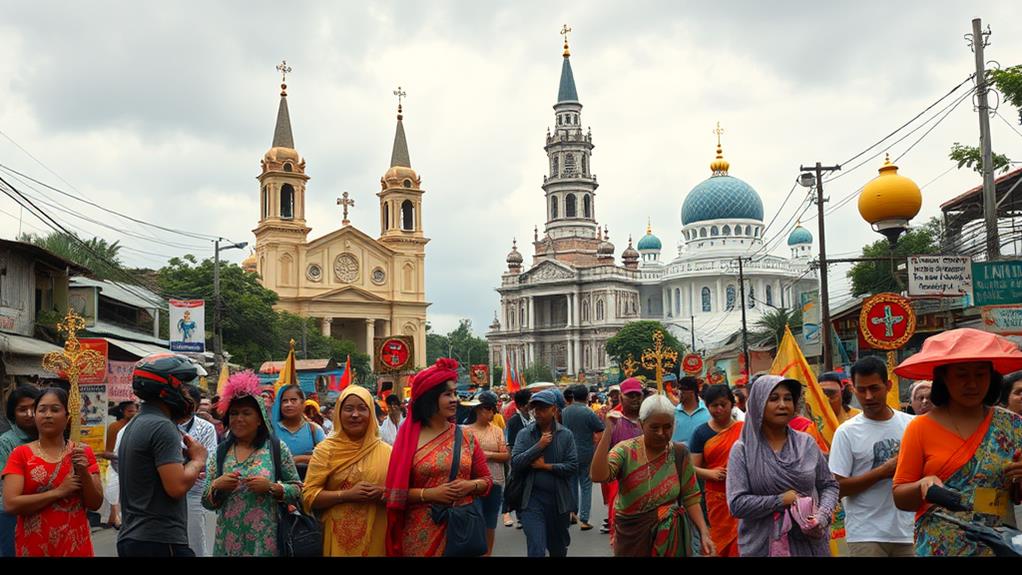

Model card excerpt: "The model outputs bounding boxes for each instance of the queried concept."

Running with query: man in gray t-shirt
[116,355,207,557]
[560,385,605,530]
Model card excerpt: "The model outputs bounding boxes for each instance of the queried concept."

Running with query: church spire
[390,86,411,168]
[557,24,578,103]
[272,60,295,149]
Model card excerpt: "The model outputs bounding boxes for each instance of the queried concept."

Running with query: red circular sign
[682,353,704,374]
[859,293,917,350]
[380,338,411,369]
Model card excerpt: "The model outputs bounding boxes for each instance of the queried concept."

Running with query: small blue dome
[787,226,813,246]
[681,175,764,225]
[637,233,661,251]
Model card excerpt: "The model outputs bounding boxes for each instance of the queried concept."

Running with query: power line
[994,110,1022,140]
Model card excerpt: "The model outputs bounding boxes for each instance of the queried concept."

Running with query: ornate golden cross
[561,24,572,44]
[622,353,639,378]
[641,330,679,395]
[713,121,725,147]
[393,86,406,114]
[42,308,105,441]
[337,192,355,226]
[276,59,292,84]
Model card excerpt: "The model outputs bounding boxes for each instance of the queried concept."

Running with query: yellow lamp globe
[858,155,921,244]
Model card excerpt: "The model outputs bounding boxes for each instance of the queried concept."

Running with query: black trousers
[117,538,196,557]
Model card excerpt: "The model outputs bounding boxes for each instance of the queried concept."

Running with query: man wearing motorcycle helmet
[117,354,209,557]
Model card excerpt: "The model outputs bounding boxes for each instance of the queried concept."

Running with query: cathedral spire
[557,25,579,103]
[272,60,295,149]
[390,86,411,168]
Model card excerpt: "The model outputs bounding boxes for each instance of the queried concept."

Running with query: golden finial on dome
[561,24,572,57]
[710,121,730,175]
[646,217,652,236]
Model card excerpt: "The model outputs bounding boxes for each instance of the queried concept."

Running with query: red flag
[332,355,352,392]
[506,355,519,393]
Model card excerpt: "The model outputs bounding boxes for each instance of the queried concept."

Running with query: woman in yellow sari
[302,386,392,557]
[690,384,743,557]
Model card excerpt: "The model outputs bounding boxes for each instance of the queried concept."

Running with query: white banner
[170,299,205,353]
[981,305,1022,335]
[908,256,974,299]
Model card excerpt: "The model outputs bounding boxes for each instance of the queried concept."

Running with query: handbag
[270,437,323,557]
[789,495,826,539]
[429,426,488,557]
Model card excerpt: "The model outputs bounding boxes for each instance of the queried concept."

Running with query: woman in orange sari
[690,384,743,557]
[384,359,493,556]
[892,329,1022,556]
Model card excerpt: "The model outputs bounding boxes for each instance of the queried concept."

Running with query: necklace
[36,440,68,463]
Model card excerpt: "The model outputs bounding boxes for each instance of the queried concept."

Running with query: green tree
[272,312,371,385]
[521,361,554,384]
[948,142,1012,174]
[847,217,942,297]
[19,231,126,280]
[754,307,803,346]
[605,320,686,380]
[425,319,489,371]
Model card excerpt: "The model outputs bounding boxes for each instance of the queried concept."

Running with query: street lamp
[214,239,248,371]
[858,154,922,247]
[799,162,841,370]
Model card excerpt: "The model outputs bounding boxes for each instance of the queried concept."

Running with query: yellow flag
[885,351,902,411]
[275,338,298,392]
[215,365,229,395]
[769,325,840,445]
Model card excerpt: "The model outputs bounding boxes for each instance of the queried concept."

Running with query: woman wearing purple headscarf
[725,375,839,557]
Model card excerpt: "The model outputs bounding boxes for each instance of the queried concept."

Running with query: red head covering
[894,328,1022,380]
[384,358,459,556]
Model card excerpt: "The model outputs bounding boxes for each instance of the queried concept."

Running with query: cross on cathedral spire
[276,59,292,95]
[393,86,407,119]
[561,24,572,57]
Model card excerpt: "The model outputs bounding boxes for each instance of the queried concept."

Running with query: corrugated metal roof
[87,321,167,346]
[0,332,63,356]
[70,277,164,310]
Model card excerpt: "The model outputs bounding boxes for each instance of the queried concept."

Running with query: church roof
[390,112,411,168]
[272,90,295,149]
[558,56,579,103]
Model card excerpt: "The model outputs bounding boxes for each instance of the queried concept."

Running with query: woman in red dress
[2,387,103,557]
[384,358,493,556]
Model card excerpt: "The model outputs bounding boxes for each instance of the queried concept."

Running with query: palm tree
[754,307,803,347]
[18,231,124,279]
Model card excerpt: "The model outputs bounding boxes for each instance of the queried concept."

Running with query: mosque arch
[711,226,719,237]
[722,225,731,236]
[699,228,707,238]
[701,287,711,312]
[726,285,736,310]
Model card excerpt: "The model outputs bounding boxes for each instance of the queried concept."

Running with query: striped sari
[700,422,743,557]
[607,437,702,557]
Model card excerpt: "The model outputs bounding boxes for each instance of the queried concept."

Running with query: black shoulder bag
[271,438,322,557]
[429,426,488,557]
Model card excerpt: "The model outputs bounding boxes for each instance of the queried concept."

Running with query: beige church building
[243,76,429,367]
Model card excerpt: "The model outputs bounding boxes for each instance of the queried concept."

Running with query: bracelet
[419,489,425,503]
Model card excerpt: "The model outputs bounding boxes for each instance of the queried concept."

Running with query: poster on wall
[169,299,205,352]
[79,424,108,474]
[77,339,109,384]
[80,384,107,427]
[106,361,139,405]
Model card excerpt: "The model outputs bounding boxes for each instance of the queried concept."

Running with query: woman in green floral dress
[203,372,302,556]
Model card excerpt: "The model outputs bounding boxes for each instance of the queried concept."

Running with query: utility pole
[690,315,696,350]
[969,18,999,259]
[799,162,841,371]
[736,257,750,374]
[213,239,248,372]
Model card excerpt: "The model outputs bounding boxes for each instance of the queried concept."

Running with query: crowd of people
[1,327,1021,557]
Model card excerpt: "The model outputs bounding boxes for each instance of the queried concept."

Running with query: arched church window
[701,287,711,312]
[711,226,719,237]
[596,299,605,321]
[582,301,589,323]
[280,184,295,219]
[551,155,559,177]
[726,285,736,310]
[723,225,731,236]
[674,288,681,315]
[283,163,293,172]
[565,194,577,218]
[401,200,414,231]
[583,195,591,218]
[581,154,587,175]
[558,115,562,126]
[748,286,755,309]
[766,285,774,307]
[550,196,559,219]
[403,179,412,188]
[700,228,707,238]
[384,203,390,230]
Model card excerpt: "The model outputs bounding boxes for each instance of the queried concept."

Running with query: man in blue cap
[510,388,578,557]
[561,384,605,530]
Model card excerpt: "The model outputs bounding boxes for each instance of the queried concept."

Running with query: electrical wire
[994,110,1022,140]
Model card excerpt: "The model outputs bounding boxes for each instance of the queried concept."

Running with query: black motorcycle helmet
[132,353,200,419]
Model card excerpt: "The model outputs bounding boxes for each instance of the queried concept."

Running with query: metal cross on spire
[560,24,572,56]
[393,86,407,115]
[276,60,292,84]
[713,121,725,147]
[337,192,355,226]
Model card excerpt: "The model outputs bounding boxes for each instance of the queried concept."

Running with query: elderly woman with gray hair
[591,394,714,557]
[725,375,839,557]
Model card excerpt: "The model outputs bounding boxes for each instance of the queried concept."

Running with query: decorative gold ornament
[641,330,679,395]
[622,354,639,378]
[42,308,105,441]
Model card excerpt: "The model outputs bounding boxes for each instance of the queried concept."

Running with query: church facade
[245,75,429,367]
[486,38,817,379]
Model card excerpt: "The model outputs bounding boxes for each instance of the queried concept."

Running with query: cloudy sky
[1,1,1020,336]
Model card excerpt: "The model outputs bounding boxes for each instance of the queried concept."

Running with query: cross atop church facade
[871,304,905,338]
[337,192,355,226]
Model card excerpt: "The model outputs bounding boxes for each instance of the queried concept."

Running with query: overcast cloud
[1,1,1020,336]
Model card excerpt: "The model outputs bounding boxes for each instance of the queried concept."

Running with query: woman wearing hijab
[203,371,302,557]
[302,386,391,556]
[384,358,493,557]
[690,384,743,557]
[892,329,1022,556]
[725,375,839,557]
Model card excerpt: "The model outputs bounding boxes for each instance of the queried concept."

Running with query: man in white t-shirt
[829,356,915,557]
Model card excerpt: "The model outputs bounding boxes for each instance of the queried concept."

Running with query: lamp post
[798,163,840,370]
[214,238,248,372]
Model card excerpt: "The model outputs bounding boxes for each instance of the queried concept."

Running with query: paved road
[92,487,612,557]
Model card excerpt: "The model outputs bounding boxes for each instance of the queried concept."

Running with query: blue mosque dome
[680,136,764,226]
[787,225,813,246]
[637,221,662,250]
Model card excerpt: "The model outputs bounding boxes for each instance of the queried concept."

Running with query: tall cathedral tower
[253,63,310,288]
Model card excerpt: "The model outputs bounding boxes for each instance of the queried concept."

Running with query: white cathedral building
[486,37,818,378]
